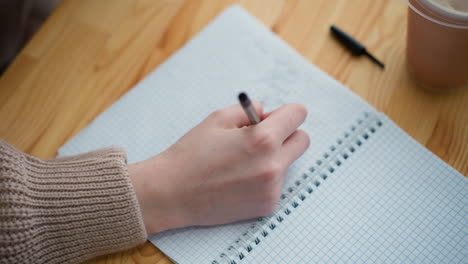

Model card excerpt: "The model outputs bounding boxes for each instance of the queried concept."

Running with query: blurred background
[0,0,61,75]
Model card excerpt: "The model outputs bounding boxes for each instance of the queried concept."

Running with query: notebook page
[58,5,375,166]
[240,115,467,263]
[58,5,382,263]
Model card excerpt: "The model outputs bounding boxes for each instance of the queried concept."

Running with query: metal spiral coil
[212,113,383,264]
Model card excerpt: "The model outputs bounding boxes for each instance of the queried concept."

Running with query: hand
[129,102,309,234]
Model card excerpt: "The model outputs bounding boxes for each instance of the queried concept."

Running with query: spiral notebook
[58,5,467,264]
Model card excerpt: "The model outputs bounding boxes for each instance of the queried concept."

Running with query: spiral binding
[212,113,383,264]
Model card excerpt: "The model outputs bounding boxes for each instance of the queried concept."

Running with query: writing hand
[129,102,309,233]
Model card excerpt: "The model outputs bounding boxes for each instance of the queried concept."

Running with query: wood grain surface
[0,0,467,263]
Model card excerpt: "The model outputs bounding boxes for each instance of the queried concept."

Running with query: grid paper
[56,5,468,264]
[58,6,377,263]
[214,113,382,263]
[240,115,467,263]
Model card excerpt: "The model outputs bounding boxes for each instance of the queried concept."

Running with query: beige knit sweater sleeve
[0,140,148,264]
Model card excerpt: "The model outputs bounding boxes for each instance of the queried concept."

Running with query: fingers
[210,101,263,128]
[261,111,272,120]
[281,129,310,167]
[258,103,307,142]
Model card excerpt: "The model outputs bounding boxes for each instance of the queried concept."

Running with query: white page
[57,5,466,264]
[240,115,467,263]
[58,5,375,166]
[58,6,377,263]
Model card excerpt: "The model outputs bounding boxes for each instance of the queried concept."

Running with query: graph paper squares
[57,6,468,264]
[240,117,467,263]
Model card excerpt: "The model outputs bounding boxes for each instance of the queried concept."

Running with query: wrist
[128,153,187,234]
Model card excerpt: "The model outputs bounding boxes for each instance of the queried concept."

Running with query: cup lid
[405,0,468,29]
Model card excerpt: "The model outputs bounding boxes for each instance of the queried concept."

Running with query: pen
[330,25,385,69]
[238,92,261,125]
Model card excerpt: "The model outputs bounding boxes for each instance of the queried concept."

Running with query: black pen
[330,25,385,69]
[238,92,260,125]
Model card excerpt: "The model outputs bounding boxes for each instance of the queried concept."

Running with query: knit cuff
[0,141,147,264]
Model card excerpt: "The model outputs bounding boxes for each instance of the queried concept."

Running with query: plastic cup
[404,0,468,90]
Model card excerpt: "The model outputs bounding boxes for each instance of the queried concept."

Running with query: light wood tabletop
[0,0,466,263]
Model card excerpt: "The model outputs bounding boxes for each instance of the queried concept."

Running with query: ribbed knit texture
[0,140,147,264]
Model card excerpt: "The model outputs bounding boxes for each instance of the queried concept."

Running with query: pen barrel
[244,104,261,125]
[239,92,261,125]
[330,25,365,55]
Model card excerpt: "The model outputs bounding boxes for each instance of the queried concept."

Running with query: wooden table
[1,0,466,263]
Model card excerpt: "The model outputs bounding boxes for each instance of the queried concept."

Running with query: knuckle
[257,163,283,184]
[248,131,277,152]
[258,170,276,185]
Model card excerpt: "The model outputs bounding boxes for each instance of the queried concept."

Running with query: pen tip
[364,51,385,70]
[238,92,250,107]
[238,92,247,100]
